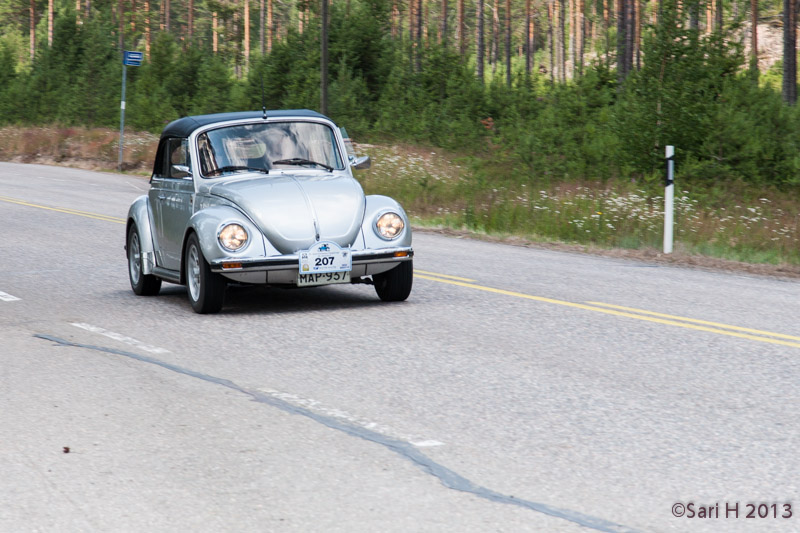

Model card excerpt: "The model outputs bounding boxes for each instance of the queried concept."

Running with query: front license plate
[299,241,352,274]
[297,271,351,287]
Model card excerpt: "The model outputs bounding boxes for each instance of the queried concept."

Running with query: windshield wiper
[272,158,333,172]
[205,165,269,177]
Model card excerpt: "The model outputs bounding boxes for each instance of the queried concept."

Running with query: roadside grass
[356,142,800,266]
[2,126,798,267]
[0,126,157,172]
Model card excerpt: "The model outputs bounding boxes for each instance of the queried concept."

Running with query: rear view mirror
[352,156,371,170]
[171,164,192,179]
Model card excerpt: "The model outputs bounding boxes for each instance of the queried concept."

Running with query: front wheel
[185,233,226,314]
[374,260,413,302]
[127,224,161,296]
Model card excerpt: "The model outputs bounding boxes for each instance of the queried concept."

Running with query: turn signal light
[222,262,243,269]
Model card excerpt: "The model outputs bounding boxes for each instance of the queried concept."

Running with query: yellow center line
[5,193,797,349]
[414,269,477,282]
[416,274,800,349]
[586,301,800,342]
[0,195,126,224]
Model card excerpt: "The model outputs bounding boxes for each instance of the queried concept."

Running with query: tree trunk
[783,0,797,103]
[616,0,636,83]
[441,0,448,44]
[409,0,416,69]
[188,0,193,41]
[424,0,429,42]
[634,0,640,69]
[321,0,329,114]
[48,0,53,47]
[212,12,218,53]
[165,0,171,32]
[548,0,554,81]
[145,0,151,60]
[505,0,511,85]
[477,0,485,81]
[234,10,241,78]
[117,0,123,51]
[526,0,533,75]
[578,0,584,75]
[260,0,265,55]
[410,0,416,42]
[604,0,609,66]
[617,0,626,83]
[268,0,273,52]
[390,0,396,39]
[244,0,251,73]
[751,0,758,67]
[689,0,698,30]
[299,3,304,34]
[559,0,566,82]
[491,0,499,75]
[417,0,423,71]
[458,0,466,54]
[569,0,574,77]
[625,0,634,72]
[30,0,36,60]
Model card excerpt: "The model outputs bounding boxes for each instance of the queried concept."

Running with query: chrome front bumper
[209,247,414,284]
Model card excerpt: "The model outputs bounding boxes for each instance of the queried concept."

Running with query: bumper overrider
[209,246,414,283]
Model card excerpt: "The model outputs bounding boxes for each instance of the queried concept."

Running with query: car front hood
[209,173,365,254]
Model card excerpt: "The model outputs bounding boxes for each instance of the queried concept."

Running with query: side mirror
[351,155,371,170]
[171,165,193,179]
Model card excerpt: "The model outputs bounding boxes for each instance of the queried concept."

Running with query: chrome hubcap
[129,232,141,284]
[187,244,201,301]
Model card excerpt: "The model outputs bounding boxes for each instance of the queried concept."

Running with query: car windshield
[197,121,344,177]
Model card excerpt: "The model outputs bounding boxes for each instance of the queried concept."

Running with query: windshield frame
[190,117,347,179]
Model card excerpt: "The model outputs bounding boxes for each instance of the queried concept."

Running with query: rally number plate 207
[298,241,352,274]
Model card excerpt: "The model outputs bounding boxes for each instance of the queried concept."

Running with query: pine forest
[4,0,800,262]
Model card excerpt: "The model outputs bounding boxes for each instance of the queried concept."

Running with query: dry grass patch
[0,126,157,172]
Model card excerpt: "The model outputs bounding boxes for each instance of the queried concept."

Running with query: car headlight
[375,212,404,240]
[218,224,248,251]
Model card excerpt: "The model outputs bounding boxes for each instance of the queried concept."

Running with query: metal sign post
[664,145,675,254]
[118,51,143,171]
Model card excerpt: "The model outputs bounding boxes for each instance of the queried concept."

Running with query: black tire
[184,233,226,314]
[127,224,162,296]
[374,260,413,302]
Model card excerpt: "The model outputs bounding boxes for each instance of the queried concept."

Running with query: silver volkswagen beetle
[126,110,413,313]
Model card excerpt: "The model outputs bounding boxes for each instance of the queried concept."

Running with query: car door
[148,137,195,271]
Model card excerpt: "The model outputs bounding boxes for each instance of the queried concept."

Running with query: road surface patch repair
[35,333,640,533]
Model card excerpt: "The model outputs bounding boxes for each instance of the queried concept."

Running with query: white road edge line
[71,322,170,354]
[0,291,21,302]
[257,387,445,448]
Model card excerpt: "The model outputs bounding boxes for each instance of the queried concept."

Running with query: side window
[165,138,191,178]
[152,139,168,178]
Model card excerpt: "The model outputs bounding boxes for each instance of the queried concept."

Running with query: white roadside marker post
[118,61,126,171]
[664,145,675,254]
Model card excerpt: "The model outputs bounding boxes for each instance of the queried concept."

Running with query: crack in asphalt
[35,333,641,533]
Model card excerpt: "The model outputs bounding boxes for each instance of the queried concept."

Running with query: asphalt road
[1,162,798,533]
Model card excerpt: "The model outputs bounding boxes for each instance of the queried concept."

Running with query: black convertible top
[160,109,331,139]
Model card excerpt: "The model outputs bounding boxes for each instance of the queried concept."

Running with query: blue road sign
[123,51,143,66]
